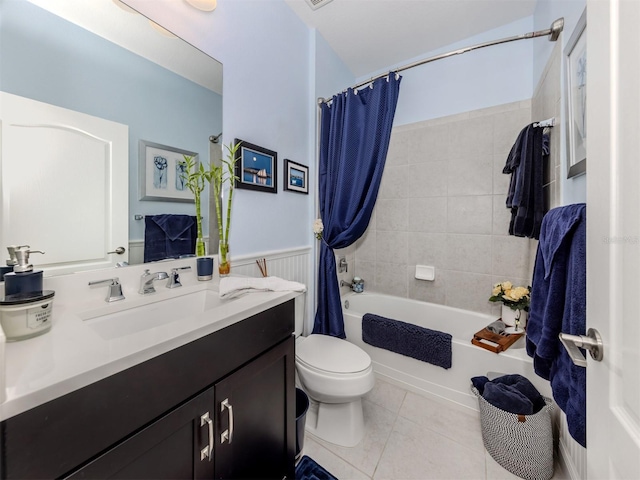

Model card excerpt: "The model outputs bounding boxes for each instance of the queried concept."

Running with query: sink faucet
[89,277,125,302]
[167,266,192,289]
[139,269,169,295]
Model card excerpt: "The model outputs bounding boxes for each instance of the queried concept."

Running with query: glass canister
[0,290,54,341]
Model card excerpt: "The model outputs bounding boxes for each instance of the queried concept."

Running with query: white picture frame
[565,9,587,178]
[139,140,198,202]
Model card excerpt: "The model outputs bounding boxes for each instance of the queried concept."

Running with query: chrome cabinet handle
[200,412,214,461]
[220,398,234,444]
[559,328,604,367]
[107,247,126,255]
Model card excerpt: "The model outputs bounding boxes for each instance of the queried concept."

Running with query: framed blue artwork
[234,139,277,194]
[284,159,308,194]
[139,140,198,202]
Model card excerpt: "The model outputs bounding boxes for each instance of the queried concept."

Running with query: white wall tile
[408,267,447,304]
[379,164,410,199]
[376,199,408,231]
[376,231,408,265]
[447,155,493,196]
[355,101,538,312]
[446,234,493,274]
[408,197,448,233]
[447,195,493,234]
[406,161,448,197]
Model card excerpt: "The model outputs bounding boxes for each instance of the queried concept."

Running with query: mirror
[0,0,222,273]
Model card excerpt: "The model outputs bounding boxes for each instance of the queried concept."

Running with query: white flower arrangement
[489,281,531,311]
[313,218,324,240]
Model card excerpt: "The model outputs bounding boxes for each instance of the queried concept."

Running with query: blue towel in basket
[362,313,452,369]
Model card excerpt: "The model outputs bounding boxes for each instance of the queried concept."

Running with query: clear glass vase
[218,243,230,276]
[196,237,206,257]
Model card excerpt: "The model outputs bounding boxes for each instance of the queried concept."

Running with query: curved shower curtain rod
[318,17,565,106]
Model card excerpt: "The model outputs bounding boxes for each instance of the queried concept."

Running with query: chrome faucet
[139,269,169,295]
[338,256,348,273]
[167,266,192,289]
[89,277,125,302]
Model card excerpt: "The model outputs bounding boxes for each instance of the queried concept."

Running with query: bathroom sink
[82,289,222,340]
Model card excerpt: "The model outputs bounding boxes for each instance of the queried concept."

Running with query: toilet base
[305,397,365,447]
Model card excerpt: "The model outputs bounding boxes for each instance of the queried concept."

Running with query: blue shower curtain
[313,75,402,338]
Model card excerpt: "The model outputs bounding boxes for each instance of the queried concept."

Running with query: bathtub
[342,292,552,411]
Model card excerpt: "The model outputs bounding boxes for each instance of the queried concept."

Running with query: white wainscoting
[558,411,587,479]
[232,247,313,333]
[128,242,314,331]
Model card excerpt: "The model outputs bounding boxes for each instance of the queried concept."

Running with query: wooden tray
[471,327,524,353]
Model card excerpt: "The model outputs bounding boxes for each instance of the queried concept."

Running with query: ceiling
[284,0,538,78]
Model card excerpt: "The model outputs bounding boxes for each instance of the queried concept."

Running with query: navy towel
[503,124,547,239]
[526,203,586,447]
[144,214,197,263]
[295,455,337,480]
[471,374,545,415]
[362,313,452,369]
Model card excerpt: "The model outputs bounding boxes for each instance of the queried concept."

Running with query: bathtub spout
[340,280,351,287]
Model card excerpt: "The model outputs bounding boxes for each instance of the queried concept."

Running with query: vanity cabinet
[0,300,296,479]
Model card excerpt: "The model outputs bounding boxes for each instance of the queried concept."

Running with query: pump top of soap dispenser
[6,245,21,266]
[12,245,44,273]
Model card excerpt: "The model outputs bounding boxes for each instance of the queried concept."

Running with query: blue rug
[296,455,338,480]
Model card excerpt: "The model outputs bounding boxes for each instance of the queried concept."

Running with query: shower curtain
[313,75,401,338]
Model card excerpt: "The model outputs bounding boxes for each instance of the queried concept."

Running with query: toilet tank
[294,293,306,337]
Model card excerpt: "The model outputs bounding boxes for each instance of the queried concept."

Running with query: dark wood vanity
[0,300,296,479]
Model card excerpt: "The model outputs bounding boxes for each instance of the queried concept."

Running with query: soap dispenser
[3,245,45,295]
[0,245,18,281]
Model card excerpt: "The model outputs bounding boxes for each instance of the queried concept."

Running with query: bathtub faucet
[340,280,351,287]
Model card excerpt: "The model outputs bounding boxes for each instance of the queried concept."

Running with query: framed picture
[283,159,308,194]
[565,9,587,178]
[234,139,277,194]
[139,140,198,202]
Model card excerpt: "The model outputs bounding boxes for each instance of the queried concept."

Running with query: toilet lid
[296,334,371,374]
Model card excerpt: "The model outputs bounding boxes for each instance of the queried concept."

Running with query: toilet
[294,296,375,447]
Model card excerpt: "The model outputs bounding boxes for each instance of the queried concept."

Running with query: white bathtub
[342,292,552,410]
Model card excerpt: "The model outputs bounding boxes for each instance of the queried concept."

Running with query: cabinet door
[67,388,216,479]
[214,337,296,479]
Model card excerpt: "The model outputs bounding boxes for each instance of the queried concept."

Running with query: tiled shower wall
[338,100,541,316]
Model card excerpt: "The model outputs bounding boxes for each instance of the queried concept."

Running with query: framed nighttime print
[234,139,277,193]
[283,159,308,194]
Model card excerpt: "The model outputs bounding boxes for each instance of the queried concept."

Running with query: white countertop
[0,259,301,421]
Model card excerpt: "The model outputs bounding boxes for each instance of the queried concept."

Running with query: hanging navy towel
[503,124,547,239]
[362,313,452,369]
[144,214,197,263]
[526,203,586,447]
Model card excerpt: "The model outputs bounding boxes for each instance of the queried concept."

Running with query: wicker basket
[471,386,555,480]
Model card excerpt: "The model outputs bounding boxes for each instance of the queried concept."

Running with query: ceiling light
[184,0,217,12]
[112,0,137,14]
[149,20,177,38]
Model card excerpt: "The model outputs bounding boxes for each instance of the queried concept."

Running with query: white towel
[219,276,306,299]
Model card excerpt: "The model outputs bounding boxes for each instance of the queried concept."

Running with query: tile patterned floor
[300,378,569,480]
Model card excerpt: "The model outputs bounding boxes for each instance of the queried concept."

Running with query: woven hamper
[471,386,555,480]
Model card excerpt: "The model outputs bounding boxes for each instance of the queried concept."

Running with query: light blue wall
[0,1,222,242]
[314,31,356,102]
[356,17,534,127]
[533,0,587,205]
[126,0,313,256]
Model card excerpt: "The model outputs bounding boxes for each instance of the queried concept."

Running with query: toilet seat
[296,334,371,374]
